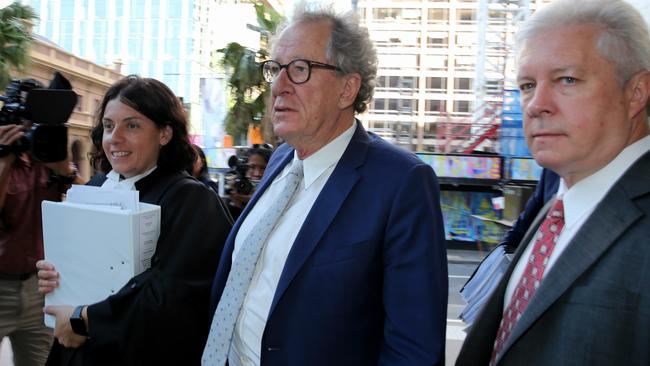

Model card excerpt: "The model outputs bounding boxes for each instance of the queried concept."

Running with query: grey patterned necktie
[202,159,303,366]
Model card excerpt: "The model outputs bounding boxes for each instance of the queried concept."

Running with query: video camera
[0,72,78,162]
[225,155,254,196]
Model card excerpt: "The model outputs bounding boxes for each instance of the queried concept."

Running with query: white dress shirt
[505,135,650,308]
[229,122,357,366]
[101,166,157,190]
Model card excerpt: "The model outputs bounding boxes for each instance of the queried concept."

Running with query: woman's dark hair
[189,144,209,178]
[90,75,195,174]
[248,146,272,163]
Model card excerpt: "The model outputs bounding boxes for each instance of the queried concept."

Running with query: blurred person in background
[189,143,234,225]
[0,73,82,366]
[190,143,219,194]
[36,75,232,366]
[227,145,271,220]
[0,124,80,366]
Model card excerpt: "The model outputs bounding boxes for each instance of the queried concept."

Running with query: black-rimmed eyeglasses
[260,59,342,84]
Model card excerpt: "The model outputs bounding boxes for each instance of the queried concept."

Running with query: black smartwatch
[70,305,88,336]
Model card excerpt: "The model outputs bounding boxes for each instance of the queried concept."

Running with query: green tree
[217,3,283,145]
[0,2,37,89]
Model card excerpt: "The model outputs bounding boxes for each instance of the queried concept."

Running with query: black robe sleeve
[48,172,231,366]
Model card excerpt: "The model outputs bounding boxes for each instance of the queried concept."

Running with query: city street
[446,255,484,365]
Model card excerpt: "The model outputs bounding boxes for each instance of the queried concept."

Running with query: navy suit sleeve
[501,169,559,250]
[379,163,448,366]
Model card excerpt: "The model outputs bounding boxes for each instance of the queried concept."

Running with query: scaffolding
[439,0,531,154]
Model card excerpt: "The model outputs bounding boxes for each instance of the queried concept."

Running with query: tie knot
[549,199,564,219]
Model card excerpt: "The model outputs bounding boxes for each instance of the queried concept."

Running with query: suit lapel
[499,151,650,360]
[268,122,369,315]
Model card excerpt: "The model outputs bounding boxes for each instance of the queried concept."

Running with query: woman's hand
[36,260,60,294]
[44,305,87,348]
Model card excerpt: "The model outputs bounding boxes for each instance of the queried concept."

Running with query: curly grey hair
[516,0,650,113]
[273,4,378,114]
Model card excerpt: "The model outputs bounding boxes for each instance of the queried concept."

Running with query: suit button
[130,282,137,289]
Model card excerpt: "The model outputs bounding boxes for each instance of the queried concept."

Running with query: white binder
[41,200,160,328]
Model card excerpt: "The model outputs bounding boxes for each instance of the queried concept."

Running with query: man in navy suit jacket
[203,6,448,366]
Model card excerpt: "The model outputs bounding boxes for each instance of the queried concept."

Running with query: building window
[424,122,437,138]
[454,100,473,113]
[427,34,448,47]
[376,76,385,88]
[401,76,416,89]
[373,8,400,21]
[389,76,399,89]
[373,98,387,110]
[457,9,477,24]
[372,7,420,23]
[454,77,473,91]
[75,94,83,112]
[95,0,106,17]
[488,9,507,25]
[454,56,475,71]
[426,77,446,92]
[486,79,503,91]
[378,76,418,92]
[388,99,399,111]
[399,99,417,113]
[378,99,418,113]
[425,100,446,114]
[428,8,448,22]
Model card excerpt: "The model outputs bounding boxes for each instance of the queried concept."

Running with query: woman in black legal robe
[37,76,231,366]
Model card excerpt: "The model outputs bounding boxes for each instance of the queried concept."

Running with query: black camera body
[225,155,254,196]
[0,75,77,162]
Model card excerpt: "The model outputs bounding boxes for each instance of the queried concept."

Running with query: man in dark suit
[201,6,448,366]
[457,0,650,365]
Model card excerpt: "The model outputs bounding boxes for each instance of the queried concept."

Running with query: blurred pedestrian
[0,125,80,366]
[189,143,234,225]
[227,146,271,220]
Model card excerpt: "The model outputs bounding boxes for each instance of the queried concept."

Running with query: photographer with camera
[0,124,81,365]
[226,145,271,220]
[0,74,81,365]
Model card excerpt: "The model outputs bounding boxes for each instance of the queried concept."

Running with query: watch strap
[70,305,88,336]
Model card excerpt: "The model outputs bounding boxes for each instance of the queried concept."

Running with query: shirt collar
[104,165,157,190]
[557,134,650,228]
[290,121,357,189]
